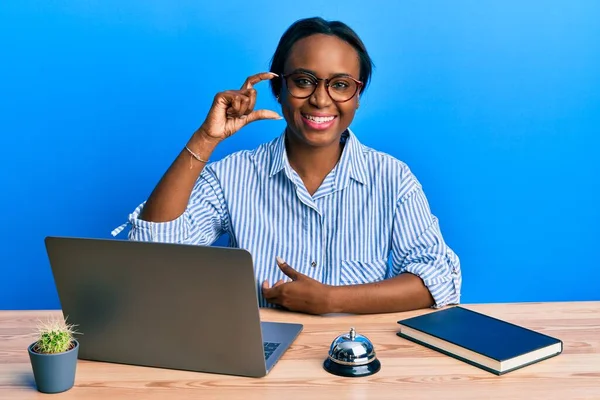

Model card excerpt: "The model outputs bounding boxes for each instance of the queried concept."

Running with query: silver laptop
[44,236,303,378]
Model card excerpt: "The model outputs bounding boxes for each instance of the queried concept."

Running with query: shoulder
[355,138,417,182]
[361,144,412,177]
[352,133,422,202]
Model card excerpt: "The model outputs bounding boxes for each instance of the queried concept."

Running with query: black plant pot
[28,340,79,394]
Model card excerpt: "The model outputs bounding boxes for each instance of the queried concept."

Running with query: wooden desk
[1,302,599,399]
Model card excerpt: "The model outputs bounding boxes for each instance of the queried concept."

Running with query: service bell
[323,327,381,377]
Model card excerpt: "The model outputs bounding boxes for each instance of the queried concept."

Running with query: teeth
[304,114,335,123]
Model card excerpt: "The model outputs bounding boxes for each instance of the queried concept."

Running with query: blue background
[1,1,599,310]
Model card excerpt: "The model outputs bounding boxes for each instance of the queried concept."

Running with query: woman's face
[280,34,361,149]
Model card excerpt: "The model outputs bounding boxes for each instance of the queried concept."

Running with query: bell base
[323,358,381,377]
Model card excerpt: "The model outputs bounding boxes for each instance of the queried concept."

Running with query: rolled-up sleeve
[389,175,462,308]
[121,167,229,246]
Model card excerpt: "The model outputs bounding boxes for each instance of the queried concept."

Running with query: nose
[309,80,333,109]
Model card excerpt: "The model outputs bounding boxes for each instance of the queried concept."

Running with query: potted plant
[28,317,80,394]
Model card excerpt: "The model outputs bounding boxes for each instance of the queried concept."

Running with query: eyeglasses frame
[281,71,363,103]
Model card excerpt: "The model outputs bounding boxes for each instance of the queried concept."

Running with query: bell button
[323,326,381,377]
[311,261,317,267]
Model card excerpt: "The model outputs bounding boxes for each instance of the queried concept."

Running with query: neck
[285,131,344,179]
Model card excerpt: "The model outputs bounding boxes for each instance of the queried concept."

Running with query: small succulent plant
[33,318,79,354]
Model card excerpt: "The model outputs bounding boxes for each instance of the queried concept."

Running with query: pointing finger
[241,72,279,90]
[276,256,299,280]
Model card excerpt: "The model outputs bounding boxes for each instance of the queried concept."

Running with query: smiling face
[280,34,361,149]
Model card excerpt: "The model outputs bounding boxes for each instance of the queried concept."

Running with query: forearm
[327,273,434,314]
[140,130,218,222]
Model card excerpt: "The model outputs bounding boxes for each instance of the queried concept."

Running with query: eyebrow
[288,68,353,79]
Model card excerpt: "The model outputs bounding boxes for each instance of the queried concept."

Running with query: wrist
[192,128,220,146]
[187,129,219,157]
[325,285,344,314]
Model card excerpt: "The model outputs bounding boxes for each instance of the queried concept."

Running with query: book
[396,306,563,375]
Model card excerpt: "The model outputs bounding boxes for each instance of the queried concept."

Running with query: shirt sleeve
[125,166,230,245]
[389,172,462,308]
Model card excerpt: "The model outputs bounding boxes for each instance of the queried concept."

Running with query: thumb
[276,256,299,280]
[246,109,283,124]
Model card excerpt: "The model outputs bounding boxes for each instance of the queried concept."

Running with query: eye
[292,75,316,88]
[330,79,352,91]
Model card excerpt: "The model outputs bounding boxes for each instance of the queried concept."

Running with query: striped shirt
[115,129,462,308]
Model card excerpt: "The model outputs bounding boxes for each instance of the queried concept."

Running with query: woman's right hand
[195,72,282,143]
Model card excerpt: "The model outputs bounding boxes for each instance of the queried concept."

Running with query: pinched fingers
[224,71,280,120]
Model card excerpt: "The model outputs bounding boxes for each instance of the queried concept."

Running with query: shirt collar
[268,129,369,186]
[268,131,289,178]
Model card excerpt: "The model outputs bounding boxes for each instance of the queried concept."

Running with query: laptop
[44,236,303,378]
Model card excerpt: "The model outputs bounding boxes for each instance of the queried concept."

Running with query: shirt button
[311,261,317,267]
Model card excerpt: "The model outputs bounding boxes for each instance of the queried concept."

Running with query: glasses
[281,71,363,103]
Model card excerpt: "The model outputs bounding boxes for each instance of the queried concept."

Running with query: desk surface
[1,302,599,399]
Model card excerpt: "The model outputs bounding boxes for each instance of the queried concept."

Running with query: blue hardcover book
[396,306,563,375]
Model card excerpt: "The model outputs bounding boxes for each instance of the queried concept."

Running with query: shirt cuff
[404,254,462,308]
[126,202,190,243]
[425,274,461,308]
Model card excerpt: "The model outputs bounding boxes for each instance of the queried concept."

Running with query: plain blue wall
[1,1,599,310]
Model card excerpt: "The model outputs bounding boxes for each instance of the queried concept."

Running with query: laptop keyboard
[263,342,281,360]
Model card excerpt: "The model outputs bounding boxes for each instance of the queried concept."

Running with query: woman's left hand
[262,257,333,315]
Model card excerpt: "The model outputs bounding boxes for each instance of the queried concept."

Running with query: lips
[301,113,337,131]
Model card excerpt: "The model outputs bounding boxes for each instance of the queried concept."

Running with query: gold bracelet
[185,145,210,164]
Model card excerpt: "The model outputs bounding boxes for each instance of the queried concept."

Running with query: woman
[115,17,462,315]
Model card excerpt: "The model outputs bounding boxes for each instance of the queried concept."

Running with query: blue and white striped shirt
[117,129,461,308]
